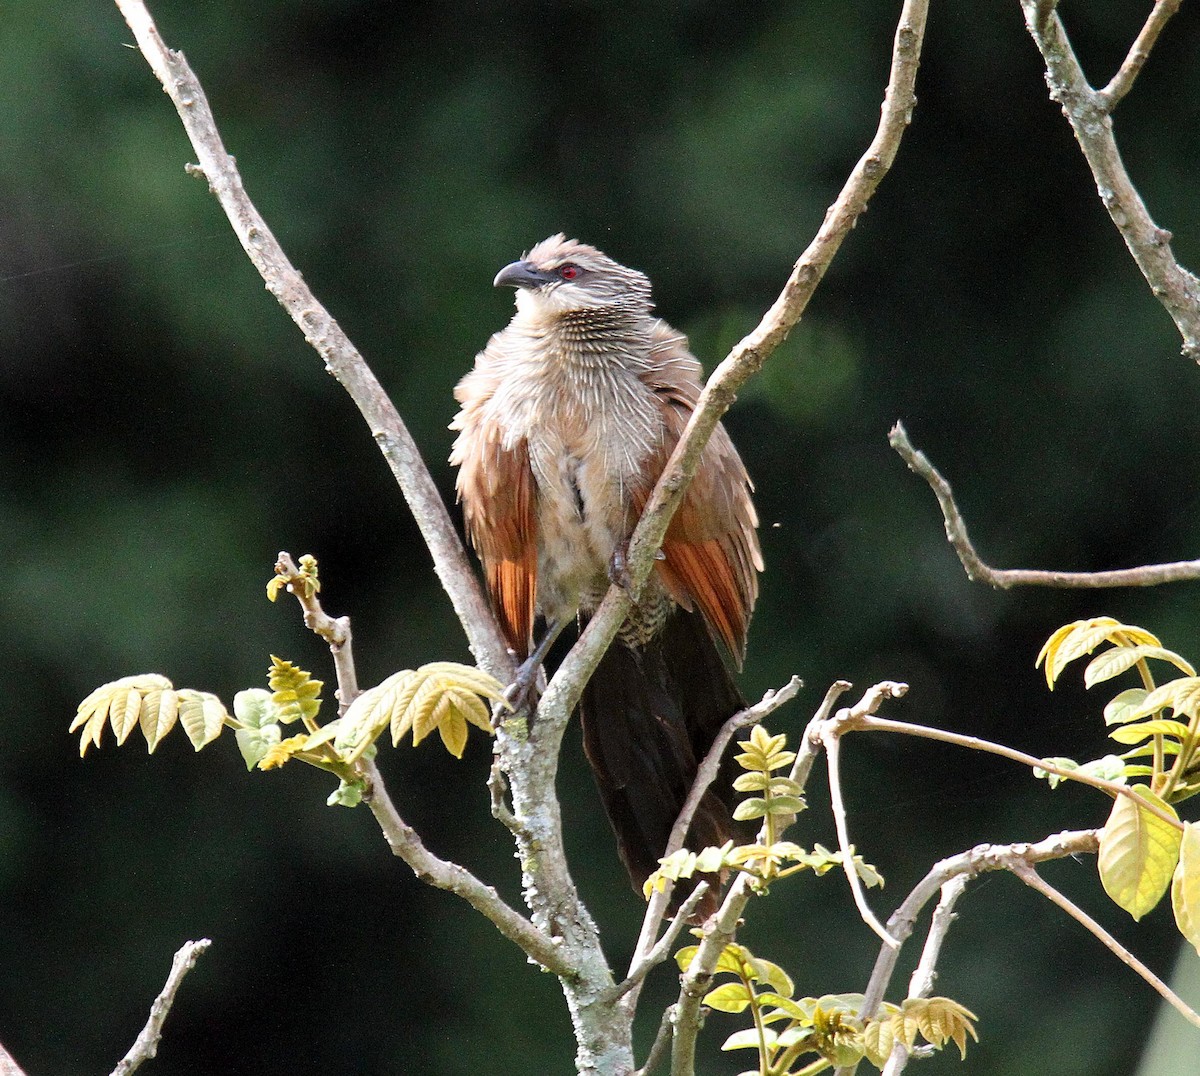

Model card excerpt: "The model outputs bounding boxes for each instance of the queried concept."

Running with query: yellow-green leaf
[1037,618,1160,689]
[1126,677,1200,723]
[72,675,174,757]
[1108,719,1191,746]
[702,982,753,1013]
[268,656,323,725]
[416,661,508,707]
[1099,787,1182,920]
[177,689,228,751]
[1173,822,1200,956]
[1085,645,1195,689]
[722,1027,776,1051]
[862,1017,895,1068]
[137,688,179,750]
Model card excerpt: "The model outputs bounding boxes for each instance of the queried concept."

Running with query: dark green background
[2,2,1199,1073]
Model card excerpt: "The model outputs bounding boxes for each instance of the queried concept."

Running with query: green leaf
[1105,688,1150,725]
[1085,645,1195,689]
[746,960,794,996]
[1098,787,1182,919]
[733,798,769,821]
[327,778,366,808]
[177,689,227,751]
[732,771,768,792]
[233,688,277,729]
[268,656,324,725]
[765,795,807,815]
[702,982,754,1013]
[721,1027,775,1051]
[236,723,281,772]
[1034,756,1078,789]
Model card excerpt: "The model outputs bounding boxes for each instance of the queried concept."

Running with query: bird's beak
[494,260,557,290]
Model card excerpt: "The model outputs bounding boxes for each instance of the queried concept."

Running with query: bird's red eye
[558,264,580,280]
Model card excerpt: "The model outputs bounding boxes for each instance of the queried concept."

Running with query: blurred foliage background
[2,1,1199,1073]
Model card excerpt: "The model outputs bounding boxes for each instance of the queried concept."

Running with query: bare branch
[854,829,1099,1036]
[789,679,852,794]
[273,552,359,711]
[880,875,969,1076]
[360,757,573,978]
[609,883,711,1003]
[1019,0,1200,361]
[891,421,1200,588]
[636,1005,676,1076]
[0,1042,28,1076]
[1098,0,1182,110]
[548,0,930,722]
[1013,863,1200,1030]
[109,939,211,1076]
[826,732,895,946]
[850,711,1185,832]
[112,0,509,677]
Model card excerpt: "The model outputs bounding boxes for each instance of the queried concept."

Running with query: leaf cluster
[1037,617,1200,952]
[678,938,976,1073]
[644,724,881,896]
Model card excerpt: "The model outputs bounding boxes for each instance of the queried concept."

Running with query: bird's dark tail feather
[579,606,745,907]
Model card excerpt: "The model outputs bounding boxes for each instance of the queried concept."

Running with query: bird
[450,234,761,901]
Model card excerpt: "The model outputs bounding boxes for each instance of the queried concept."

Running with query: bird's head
[494,234,652,316]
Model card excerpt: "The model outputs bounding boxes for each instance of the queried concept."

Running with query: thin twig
[273,552,359,710]
[1019,0,1200,361]
[1013,863,1200,1029]
[112,0,509,677]
[609,883,710,1003]
[1098,0,1183,111]
[891,421,1200,588]
[626,677,802,1001]
[879,875,970,1076]
[360,757,573,978]
[790,680,852,795]
[109,939,211,1076]
[851,712,1185,832]
[823,731,897,947]
[636,1005,677,1076]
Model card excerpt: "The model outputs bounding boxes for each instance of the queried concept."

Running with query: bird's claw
[608,546,635,593]
[504,655,544,712]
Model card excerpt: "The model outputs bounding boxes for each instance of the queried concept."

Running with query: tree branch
[891,421,1200,588]
[879,874,969,1075]
[1097,0,1182,111]
[112,0,509,678]
[1012,862,1200,1030]
[546,0,930,726]
[109,938,211,1076]
[851,829,1098,1057]
[0,1042,27,1076]
[1018,0,1200,361]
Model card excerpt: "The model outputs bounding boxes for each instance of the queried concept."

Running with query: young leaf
[862,1016,895,1068]
[268,656,323,725]
[1084,645,1195,689]
[1105,688,1150,726]
[1125,677,1200,723]
[1107,719,1190,746]
[177,689,227,751]
[721,1027,776,1051]
[1036,617,1158,689]
[235,723,281,772]
[1172,822,1200,956]
[732,797,769,821]
[71,674,174,757]
[702,982,754,1013]
[233,688,278,729]
[1098,786,1182,920]
[895,997,978,1059]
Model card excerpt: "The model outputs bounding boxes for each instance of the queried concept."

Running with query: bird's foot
[608,545,635,593]
[504,655,544,713]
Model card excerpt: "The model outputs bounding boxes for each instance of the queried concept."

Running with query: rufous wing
[450,373,538,659]
[636,323,762,665]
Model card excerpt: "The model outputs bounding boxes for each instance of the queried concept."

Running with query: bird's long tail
[579,606,745,900]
